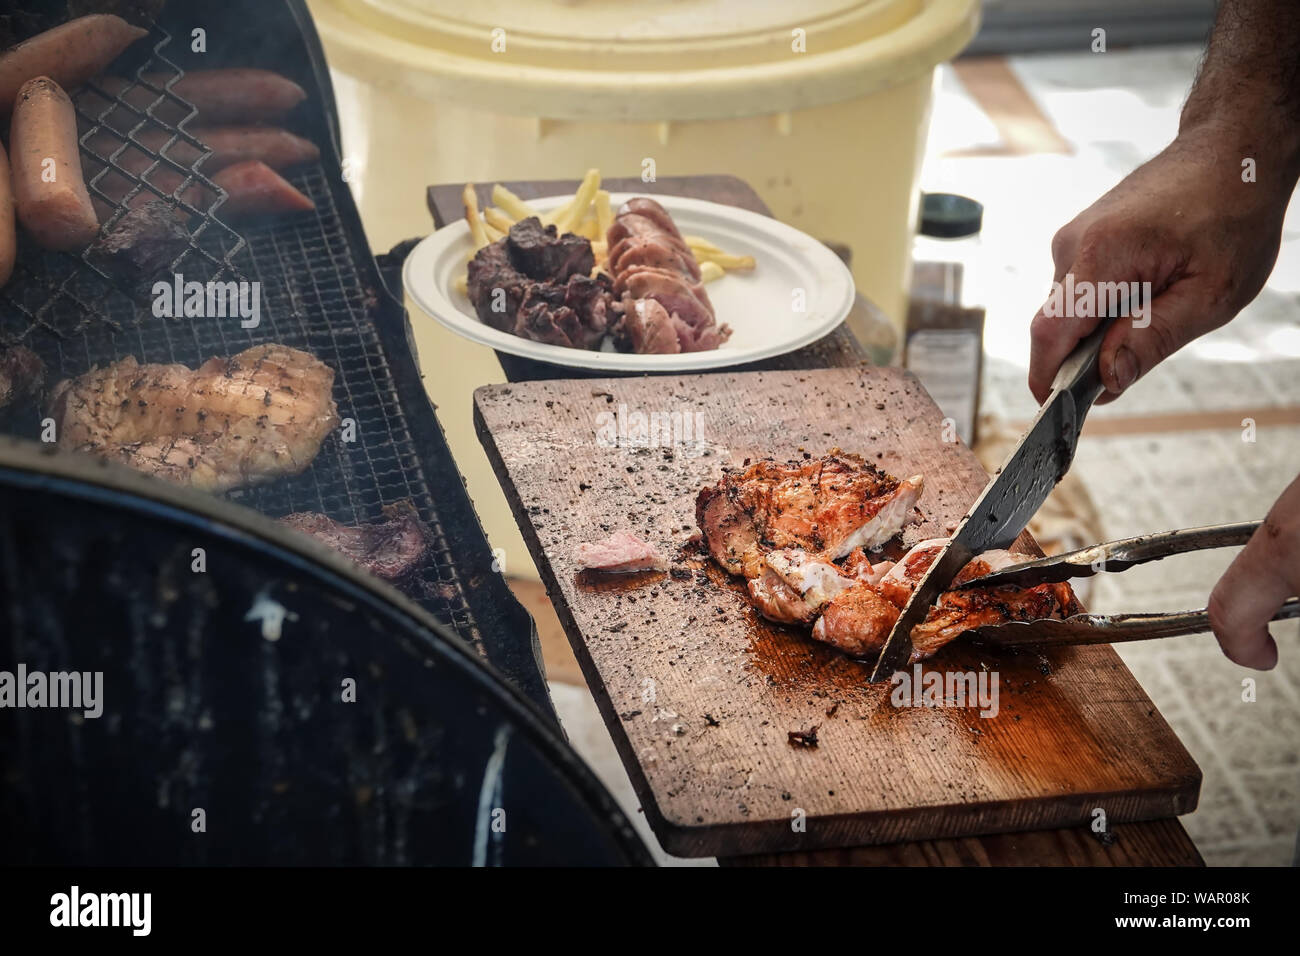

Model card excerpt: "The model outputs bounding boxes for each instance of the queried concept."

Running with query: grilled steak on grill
[50,344,340,492]
[280,501,431,582]
[0,345,45,409]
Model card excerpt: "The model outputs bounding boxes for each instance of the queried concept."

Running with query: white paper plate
[402,192,854,372]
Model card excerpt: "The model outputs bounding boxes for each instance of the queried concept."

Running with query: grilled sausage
[92,69,307,126]
[86,125,318,175]
[209,160,314,220]
[0,15,147,121]
[0,141,15,287]
[9,77,100,251]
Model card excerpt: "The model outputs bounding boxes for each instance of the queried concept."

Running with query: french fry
[594,189,613,237]
[698,250,756,271]
[492,183,540,222]
[463,183,489,249]
[573,207,600,240]
[698,261,725,282]
[483,220,505,242]
[684,234,720,250]
[483,206,514,234]
[550,168,601,233]
[454,275,468,296]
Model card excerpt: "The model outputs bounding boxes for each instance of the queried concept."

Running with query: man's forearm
[1180,0,1300,178]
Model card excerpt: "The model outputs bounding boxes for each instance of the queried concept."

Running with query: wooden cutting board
[475,368,1201,857]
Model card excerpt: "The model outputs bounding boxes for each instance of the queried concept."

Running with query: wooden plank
[426,175,869,380]
[474,367,1201,857]
[720,816,1204,867]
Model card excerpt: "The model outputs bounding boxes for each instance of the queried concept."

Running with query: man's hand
[1028,126,1290,404]
[1028,0,1300,405]
[1208,475,1300,670]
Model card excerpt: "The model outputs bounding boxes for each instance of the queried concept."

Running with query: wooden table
[428,175,1204,867]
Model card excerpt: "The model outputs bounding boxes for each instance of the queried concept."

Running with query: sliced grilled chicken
[696,453,923,575]
[51,344,339,492]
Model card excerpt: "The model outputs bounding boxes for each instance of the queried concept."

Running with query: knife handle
[1050,315,1117,408]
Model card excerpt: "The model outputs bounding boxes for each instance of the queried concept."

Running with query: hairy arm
[1028,0,1300,402]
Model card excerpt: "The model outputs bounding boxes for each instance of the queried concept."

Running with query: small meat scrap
[0,345,45,409]
[87,201,191,296]
[788,725,820,748]
[574,530,664,573]
[280,501,430,582]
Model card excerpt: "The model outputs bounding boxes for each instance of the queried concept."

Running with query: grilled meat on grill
[280,501,431,582]
[696,453,924,575]
[87,201,190,295]
[0,345,45,409]
[50,344,339,492]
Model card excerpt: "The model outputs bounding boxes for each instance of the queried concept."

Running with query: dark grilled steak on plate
[466,217,614,348]
[505,216,593,280]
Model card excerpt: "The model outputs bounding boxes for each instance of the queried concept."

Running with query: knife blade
[868,317,1115,682]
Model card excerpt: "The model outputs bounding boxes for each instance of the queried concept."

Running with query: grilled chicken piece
[909,550,1075,659]
[50,344,339,492]
[812,544,1076,661]
[696,453,923,576]
[746,548,858,625]
[877,537,949,607]
[280,502,430,582]
[812,585,901,658]
[841,548,894,586]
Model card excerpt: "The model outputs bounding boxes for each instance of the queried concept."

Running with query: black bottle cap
[919,193,983,239]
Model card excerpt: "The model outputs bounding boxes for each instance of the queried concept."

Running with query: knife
[868,317,1115,682]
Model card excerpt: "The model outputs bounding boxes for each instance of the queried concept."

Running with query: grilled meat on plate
[50,344,339,492]
[696,453,923,576]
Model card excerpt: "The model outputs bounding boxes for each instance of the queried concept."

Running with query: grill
[0,0,639,866]
[0,0,547,704]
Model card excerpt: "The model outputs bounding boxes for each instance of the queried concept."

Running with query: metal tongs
[953,520,1300,648]
[868,316,1297,680]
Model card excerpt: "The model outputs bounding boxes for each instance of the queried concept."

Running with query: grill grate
[0,29,484,657]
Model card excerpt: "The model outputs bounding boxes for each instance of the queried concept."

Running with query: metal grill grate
[0,28,484,657]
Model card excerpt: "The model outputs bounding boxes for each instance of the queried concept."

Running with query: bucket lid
[309,0,980,121]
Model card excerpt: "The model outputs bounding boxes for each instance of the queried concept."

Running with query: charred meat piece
[465,222,613,348]
[574,530,665,573]
[506,216,593,281]
[0,345,45,409]
[696,453,924,575]
[87,201,190,295]
[50,344,339,492]
[280,502,431,582]
[466,237,530,332]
